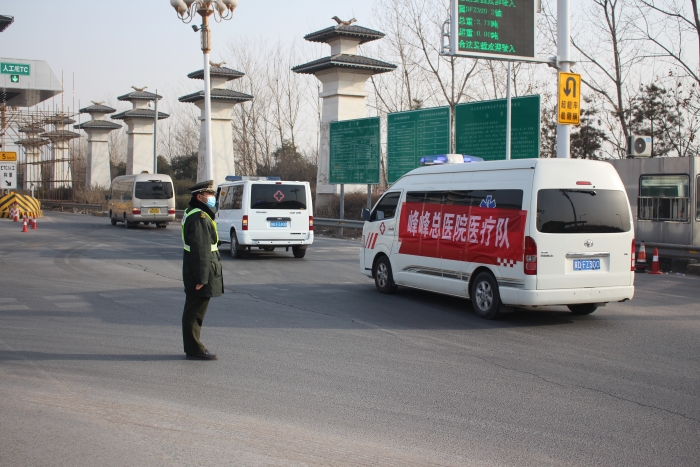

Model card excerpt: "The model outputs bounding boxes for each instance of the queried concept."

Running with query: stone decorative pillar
[292,23,396,208]
[74,103,122,188]
[14,125,49,190]
[42,116,80,189]
[111,90,169,175]
[179,65,253,185]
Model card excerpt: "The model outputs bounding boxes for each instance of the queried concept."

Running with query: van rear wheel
[230,230,244,259]
[110,214,117,226]
[374,256,398,294]
[292,246,306,258]
[568,304,598,315]
[470,272,501,320]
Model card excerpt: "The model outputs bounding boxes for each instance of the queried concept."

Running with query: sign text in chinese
[329,117,381,185]
[1,62,30,76]
[557,72,581,125]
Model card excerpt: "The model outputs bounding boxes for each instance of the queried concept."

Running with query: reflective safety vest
[181,207,219,252]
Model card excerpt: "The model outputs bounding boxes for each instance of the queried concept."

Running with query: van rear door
[534,188,633,289]
[248,183,309,240]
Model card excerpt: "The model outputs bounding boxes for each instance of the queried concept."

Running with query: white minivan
[216,176,314,258]
[109,173,176,228]
[360,156,635,319]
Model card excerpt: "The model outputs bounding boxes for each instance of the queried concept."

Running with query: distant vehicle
[216,176,314,258]
[108,173,176,228]
[360,156,636,319]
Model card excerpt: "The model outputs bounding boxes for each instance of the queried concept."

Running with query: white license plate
[270,221,288,228]
[573,259,601,271]
[149,208,160,214]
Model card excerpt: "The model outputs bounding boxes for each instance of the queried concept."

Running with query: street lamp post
[169,0,239,182]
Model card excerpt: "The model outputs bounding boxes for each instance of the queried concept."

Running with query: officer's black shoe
[186,350,218,360]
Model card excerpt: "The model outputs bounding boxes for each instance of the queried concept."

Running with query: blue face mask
[205,196,216,209]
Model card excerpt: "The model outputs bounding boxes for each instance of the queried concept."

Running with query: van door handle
[388,227,395,231]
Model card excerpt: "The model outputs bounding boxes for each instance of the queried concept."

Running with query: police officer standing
[181,180,223,360]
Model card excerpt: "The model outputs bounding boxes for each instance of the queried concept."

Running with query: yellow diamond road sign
[558,72,581,125]
[0,152,17,162]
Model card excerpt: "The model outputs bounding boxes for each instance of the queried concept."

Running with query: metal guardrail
[314,218,365,229]
[41,201,104,211]
[636,241,699,254]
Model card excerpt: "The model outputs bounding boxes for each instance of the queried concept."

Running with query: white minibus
[360,156,635,319]
[109,173,176,228]
[216,176,314,258]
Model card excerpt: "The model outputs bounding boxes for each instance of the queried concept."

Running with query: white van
[360,157,635,319]
[216,176,314,258]
[109,173,176,228]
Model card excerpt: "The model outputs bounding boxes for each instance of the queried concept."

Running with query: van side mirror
[376,210,385,221]
[361,208,370,221]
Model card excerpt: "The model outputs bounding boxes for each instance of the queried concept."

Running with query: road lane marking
[0,298,18,303]
[43,295,81,300]
[55,302,91,308]
[0,305,29,311]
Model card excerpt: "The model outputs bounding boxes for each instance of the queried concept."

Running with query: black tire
[230,230,244,258]
[110,215,117,226]
[126,219,137,229]
[292,246,306,258]
[156,223,167,229]
[470,272,501,320]
[373,256,398,294]
[568,303,598,315]
[262,246,275,252]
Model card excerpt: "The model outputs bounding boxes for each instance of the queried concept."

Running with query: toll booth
[609,157,699,248]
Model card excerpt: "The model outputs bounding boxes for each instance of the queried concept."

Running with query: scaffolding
[0,105,86,200]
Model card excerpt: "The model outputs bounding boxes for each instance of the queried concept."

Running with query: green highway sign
[455,95,540,160]
[10,75,19,83]
[387,107,450,183]
[1,62,30,76]
[329,117,381,185]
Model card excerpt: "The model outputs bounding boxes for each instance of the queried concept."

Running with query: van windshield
[250,184,307,210]
[135,182,173,200]
[537,189,631,233]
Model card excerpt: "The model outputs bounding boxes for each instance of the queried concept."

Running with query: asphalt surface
[0,212,698,467]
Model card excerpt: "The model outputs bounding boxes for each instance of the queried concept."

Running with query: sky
[0,0,376,113]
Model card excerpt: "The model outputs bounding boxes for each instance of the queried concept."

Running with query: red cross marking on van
[379,222,386,235]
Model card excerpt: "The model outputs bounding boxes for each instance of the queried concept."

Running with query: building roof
[74,120,122,130]
[79,103,116,114]
[178,88,254,104]
[304,25,385,44]
[0,15,13,33]
[18,125,44,134]
[44,116,76,125]
[117,90,162,101]
[42,130,81,140]
[187,66,245,81]
[111,109,170,120]
[292,54,396,75]
[14,137,50,146]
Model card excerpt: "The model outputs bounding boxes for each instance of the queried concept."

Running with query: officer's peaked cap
[188,180,217,194]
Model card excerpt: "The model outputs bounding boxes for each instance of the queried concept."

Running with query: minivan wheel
[292,246,306,258]
[568,303,598,315]
[470,272,501,320]
[374,256,398,294]
[156,222,167,229]
[230,230,244,258]
[110,214,117,226]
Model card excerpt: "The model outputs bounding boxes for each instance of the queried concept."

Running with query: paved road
[0,212,698,466]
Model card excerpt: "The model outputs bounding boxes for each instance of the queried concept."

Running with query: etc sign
[1,62,31,76]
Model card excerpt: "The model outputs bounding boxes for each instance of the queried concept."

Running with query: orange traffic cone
[21,214,28,233]
[31,213,38,230]
[11,206,19,222]
[636,242,647,272]
[648,247,662,274]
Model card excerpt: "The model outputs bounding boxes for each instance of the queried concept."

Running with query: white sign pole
[556,0,572,158]
[506,61,512,160]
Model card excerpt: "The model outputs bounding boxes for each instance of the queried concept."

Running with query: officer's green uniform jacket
[182,200,224,298]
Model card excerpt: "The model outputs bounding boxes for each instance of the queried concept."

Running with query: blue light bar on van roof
[224,175,281,181]
[419,154,484,166]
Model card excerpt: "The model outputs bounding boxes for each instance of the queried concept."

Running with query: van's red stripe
[370,233,379,249]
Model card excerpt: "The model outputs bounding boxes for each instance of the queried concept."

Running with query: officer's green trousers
[182,295,210,355]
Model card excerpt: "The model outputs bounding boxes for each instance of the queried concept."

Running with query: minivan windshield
[537,189,631,233]
[135,182,173,200]
[250,184,307,210]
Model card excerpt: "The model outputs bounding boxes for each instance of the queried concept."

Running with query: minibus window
[371,192,401,221]
[135,182,173,200]
[250,184,306,209]
[231,186,243,209]
[449,190,523,209]
[537,189,631,233]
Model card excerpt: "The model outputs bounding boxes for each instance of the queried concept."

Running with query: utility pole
[556,0,571,159]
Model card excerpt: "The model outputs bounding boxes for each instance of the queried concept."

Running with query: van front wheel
[568,304,598,315]
[374,256,398,294]
[471,272,501,320]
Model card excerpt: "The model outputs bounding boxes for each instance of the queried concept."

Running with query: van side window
[231,186,243,209]
[449,190,523,209]
[371,192,401,221]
